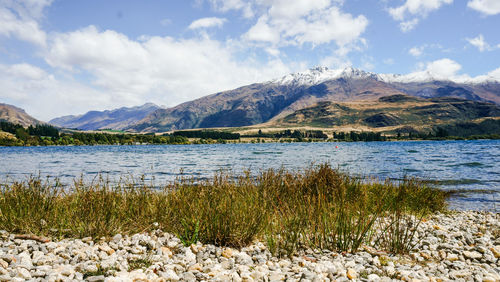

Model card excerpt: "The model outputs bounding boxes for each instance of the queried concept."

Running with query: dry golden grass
[0,164,447,256]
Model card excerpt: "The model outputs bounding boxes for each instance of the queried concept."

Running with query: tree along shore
[1,120,499,147]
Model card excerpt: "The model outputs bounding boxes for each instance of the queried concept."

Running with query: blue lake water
[0,140,499,212]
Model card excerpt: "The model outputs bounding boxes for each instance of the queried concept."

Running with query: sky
[0,0,499,121]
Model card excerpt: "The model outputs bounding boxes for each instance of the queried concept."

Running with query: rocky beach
[0,211,498,282]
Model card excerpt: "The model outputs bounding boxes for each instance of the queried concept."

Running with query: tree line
[0,121,189,146]
[172,130,240,140]
[245,129,328,139]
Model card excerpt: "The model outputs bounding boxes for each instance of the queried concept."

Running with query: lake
[1,140,499,212]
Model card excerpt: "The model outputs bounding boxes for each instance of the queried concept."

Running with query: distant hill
[0,103,42,127]
[129,67,500,132]
[49,103,161,131]
[273,95,500,130]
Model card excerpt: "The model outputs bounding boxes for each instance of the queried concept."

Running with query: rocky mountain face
[0,103,42,127]
[49,103,161,131]
[130,67,500,132]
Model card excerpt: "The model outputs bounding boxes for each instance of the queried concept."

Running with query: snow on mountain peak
[272,66,380,86]
[271,66,500,86]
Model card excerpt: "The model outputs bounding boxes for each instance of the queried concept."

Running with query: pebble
[346,268,357,280]
[0,211,497,281]
[463,250,482,260]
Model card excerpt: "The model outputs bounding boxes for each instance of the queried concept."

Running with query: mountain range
[129,67,500,132]
[49,103,161,131]
[3,67,500,133]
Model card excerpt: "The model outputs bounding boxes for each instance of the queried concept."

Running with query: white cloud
[464,67,500,83]
[408,43,444,57]
[204,0,254,18]
[400,18,419,32]
[0,8,46,46]
[243,0,368,52]
[244,15,280,44]
[1,0,53,19]
[383,59,500,84]
[389,58,463,82]
[39,26,292,119]
[0,63,108,121]
[467,0,500,15]
[0,0,52,46]
[424,58,462,78]
[409,46,424,57]
[388,0,453,32]
[466,34,495,51]
[188,17,227,30]
[5,63,47,80]
[487,67,500,80]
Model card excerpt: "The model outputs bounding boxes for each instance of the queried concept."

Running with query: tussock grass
[0,164,447,255]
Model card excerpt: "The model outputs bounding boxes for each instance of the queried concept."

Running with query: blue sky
[0,0,499,120]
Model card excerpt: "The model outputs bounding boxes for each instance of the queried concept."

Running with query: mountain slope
[0,103,43,127]
[275,95,500,129]
[129,67,500,132]
[50,103,161,131]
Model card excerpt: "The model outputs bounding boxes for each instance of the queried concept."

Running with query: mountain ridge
[274,95,500,130]
[270,66,500,86]
[49,103,161,131]
[0,103,43,127]
[129,67,500,132]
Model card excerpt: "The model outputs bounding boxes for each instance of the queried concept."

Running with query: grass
[128,257,153,271]
[0,164,447,256]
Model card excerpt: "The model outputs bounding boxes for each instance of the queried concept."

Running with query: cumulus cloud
[243,0,368,53]
[398,58,500,83]
[487,67,500,80]
[5,63,47,80]
[392,58,463,82]
[188,17,227,30]
[467,0,500,15]
[243,15,280,44]
[388,0,453,32]
[0,63,108,121]
[424,58,462,78]
[466,34,497,51]
[39,26,292,119]
[0,0,52,46]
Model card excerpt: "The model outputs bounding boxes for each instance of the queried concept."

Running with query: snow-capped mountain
[129,67,500,132]
[272,66,381,86]
[272,66,500,86]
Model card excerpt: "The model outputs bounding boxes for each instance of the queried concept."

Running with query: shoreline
[0,211,499,281]
[1,136,500,148]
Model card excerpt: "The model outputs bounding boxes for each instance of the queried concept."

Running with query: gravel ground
[0,211,499,281]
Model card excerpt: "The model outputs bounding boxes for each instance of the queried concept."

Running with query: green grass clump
[0,164,447,256]
[128,257,153,271]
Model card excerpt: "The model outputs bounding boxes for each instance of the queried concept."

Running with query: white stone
[15,268,31,279]
[463,250,482,260]
[160,269,180,281]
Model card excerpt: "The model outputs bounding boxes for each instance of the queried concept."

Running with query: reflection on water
[0,140,499,212]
